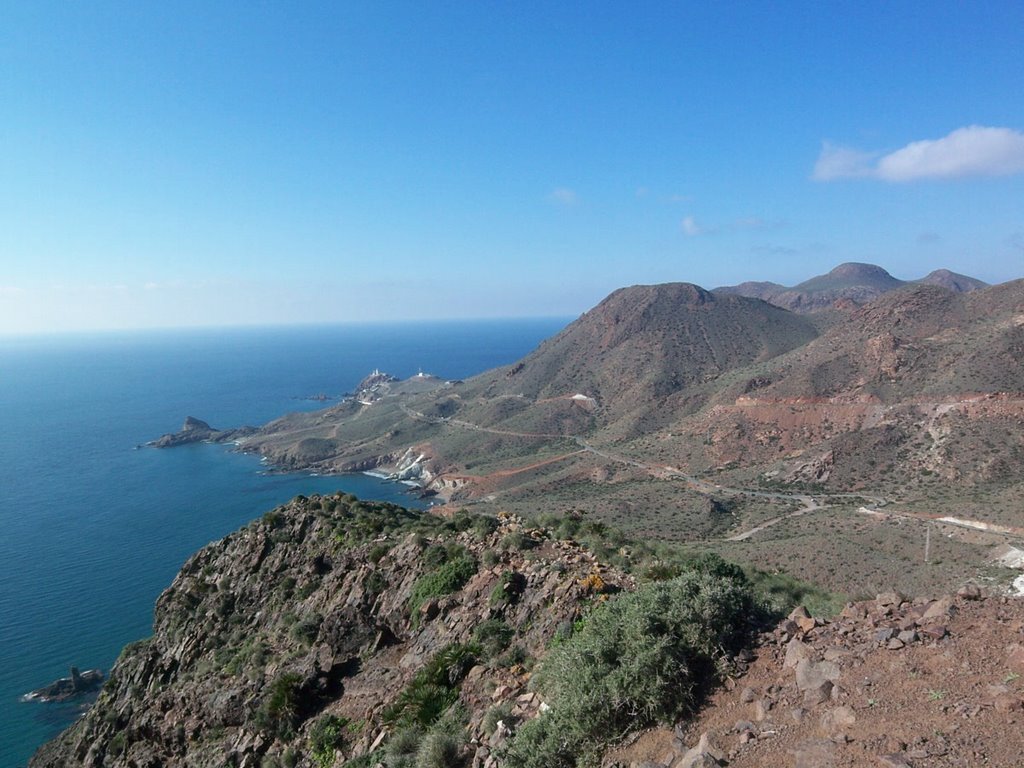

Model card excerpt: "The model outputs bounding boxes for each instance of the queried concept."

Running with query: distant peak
[828,262,894,279]
[917,268,988,292]
[603,282,715,307]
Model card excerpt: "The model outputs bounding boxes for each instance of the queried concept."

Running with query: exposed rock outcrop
[24,667,103,703]
[30,496,635,768]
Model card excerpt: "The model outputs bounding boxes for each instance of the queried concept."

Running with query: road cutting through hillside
[400,402,872,522]
[398,400,1024,543]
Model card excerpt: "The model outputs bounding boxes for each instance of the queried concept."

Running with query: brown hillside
[462,282,818,427]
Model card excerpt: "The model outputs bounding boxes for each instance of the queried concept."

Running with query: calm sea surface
[0,318,567,767]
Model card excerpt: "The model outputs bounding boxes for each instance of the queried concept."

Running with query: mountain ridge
[152,267,1024,598]
[715,262,987,313]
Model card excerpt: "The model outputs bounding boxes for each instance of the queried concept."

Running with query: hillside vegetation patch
[502,560,755,768]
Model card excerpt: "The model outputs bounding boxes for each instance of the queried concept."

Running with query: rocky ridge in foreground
[31,491,1024,768]
[29,495,650,768]
[616,589,1024,768]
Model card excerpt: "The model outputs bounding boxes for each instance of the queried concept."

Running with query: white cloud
[549,187,578,206]
[812,143,877,180]
[814,126,1024,182]
[681,215,703,236]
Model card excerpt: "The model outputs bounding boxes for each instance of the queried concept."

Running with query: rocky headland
[150,416,257,448]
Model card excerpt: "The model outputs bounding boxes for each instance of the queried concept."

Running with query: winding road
[396,401,903,541]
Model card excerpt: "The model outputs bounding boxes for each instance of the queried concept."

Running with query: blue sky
[1,1,1022,333]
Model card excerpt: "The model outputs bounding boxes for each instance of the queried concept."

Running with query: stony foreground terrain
[613,589,1024,768]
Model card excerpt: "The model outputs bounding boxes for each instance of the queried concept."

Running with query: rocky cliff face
[30,495,634,768]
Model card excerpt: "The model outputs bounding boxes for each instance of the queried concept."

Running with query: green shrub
[482,549,500,568]
[481,703,516,736]
[382,644,479,729]
[368,542,392,563]
[472,619,514,660]
[384,725,424,767]
[502,566,755,767]
[408,554,477,625]
[289,614,322,646]
[499,531,536,552]
[496,644,529,669]
[472,515,500,539]
[108,731,127,756]
[415,729,463,768]
[747,568,844,618]
[262,747,298,768]
[255,672,304,740]
[309,714,348,768]
[364,570,388,600]
[422,543,453,569]
[488,571,525,609]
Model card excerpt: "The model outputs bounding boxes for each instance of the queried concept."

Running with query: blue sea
[0,318,567,768]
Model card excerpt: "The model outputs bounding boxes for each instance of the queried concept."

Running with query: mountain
[32,265,1024,767]
[149,270,1024,598]
[917,268,989,293]
[233,283,818,475]
[689,280,1024,494]
[716,262,986,313]
[465,283,819,426]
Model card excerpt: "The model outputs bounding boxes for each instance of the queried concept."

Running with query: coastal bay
[0,319,566,767]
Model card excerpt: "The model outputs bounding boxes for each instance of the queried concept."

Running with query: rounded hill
[471,282,819,423]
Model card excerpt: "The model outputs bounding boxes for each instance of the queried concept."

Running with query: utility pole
[924,523,931,564]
